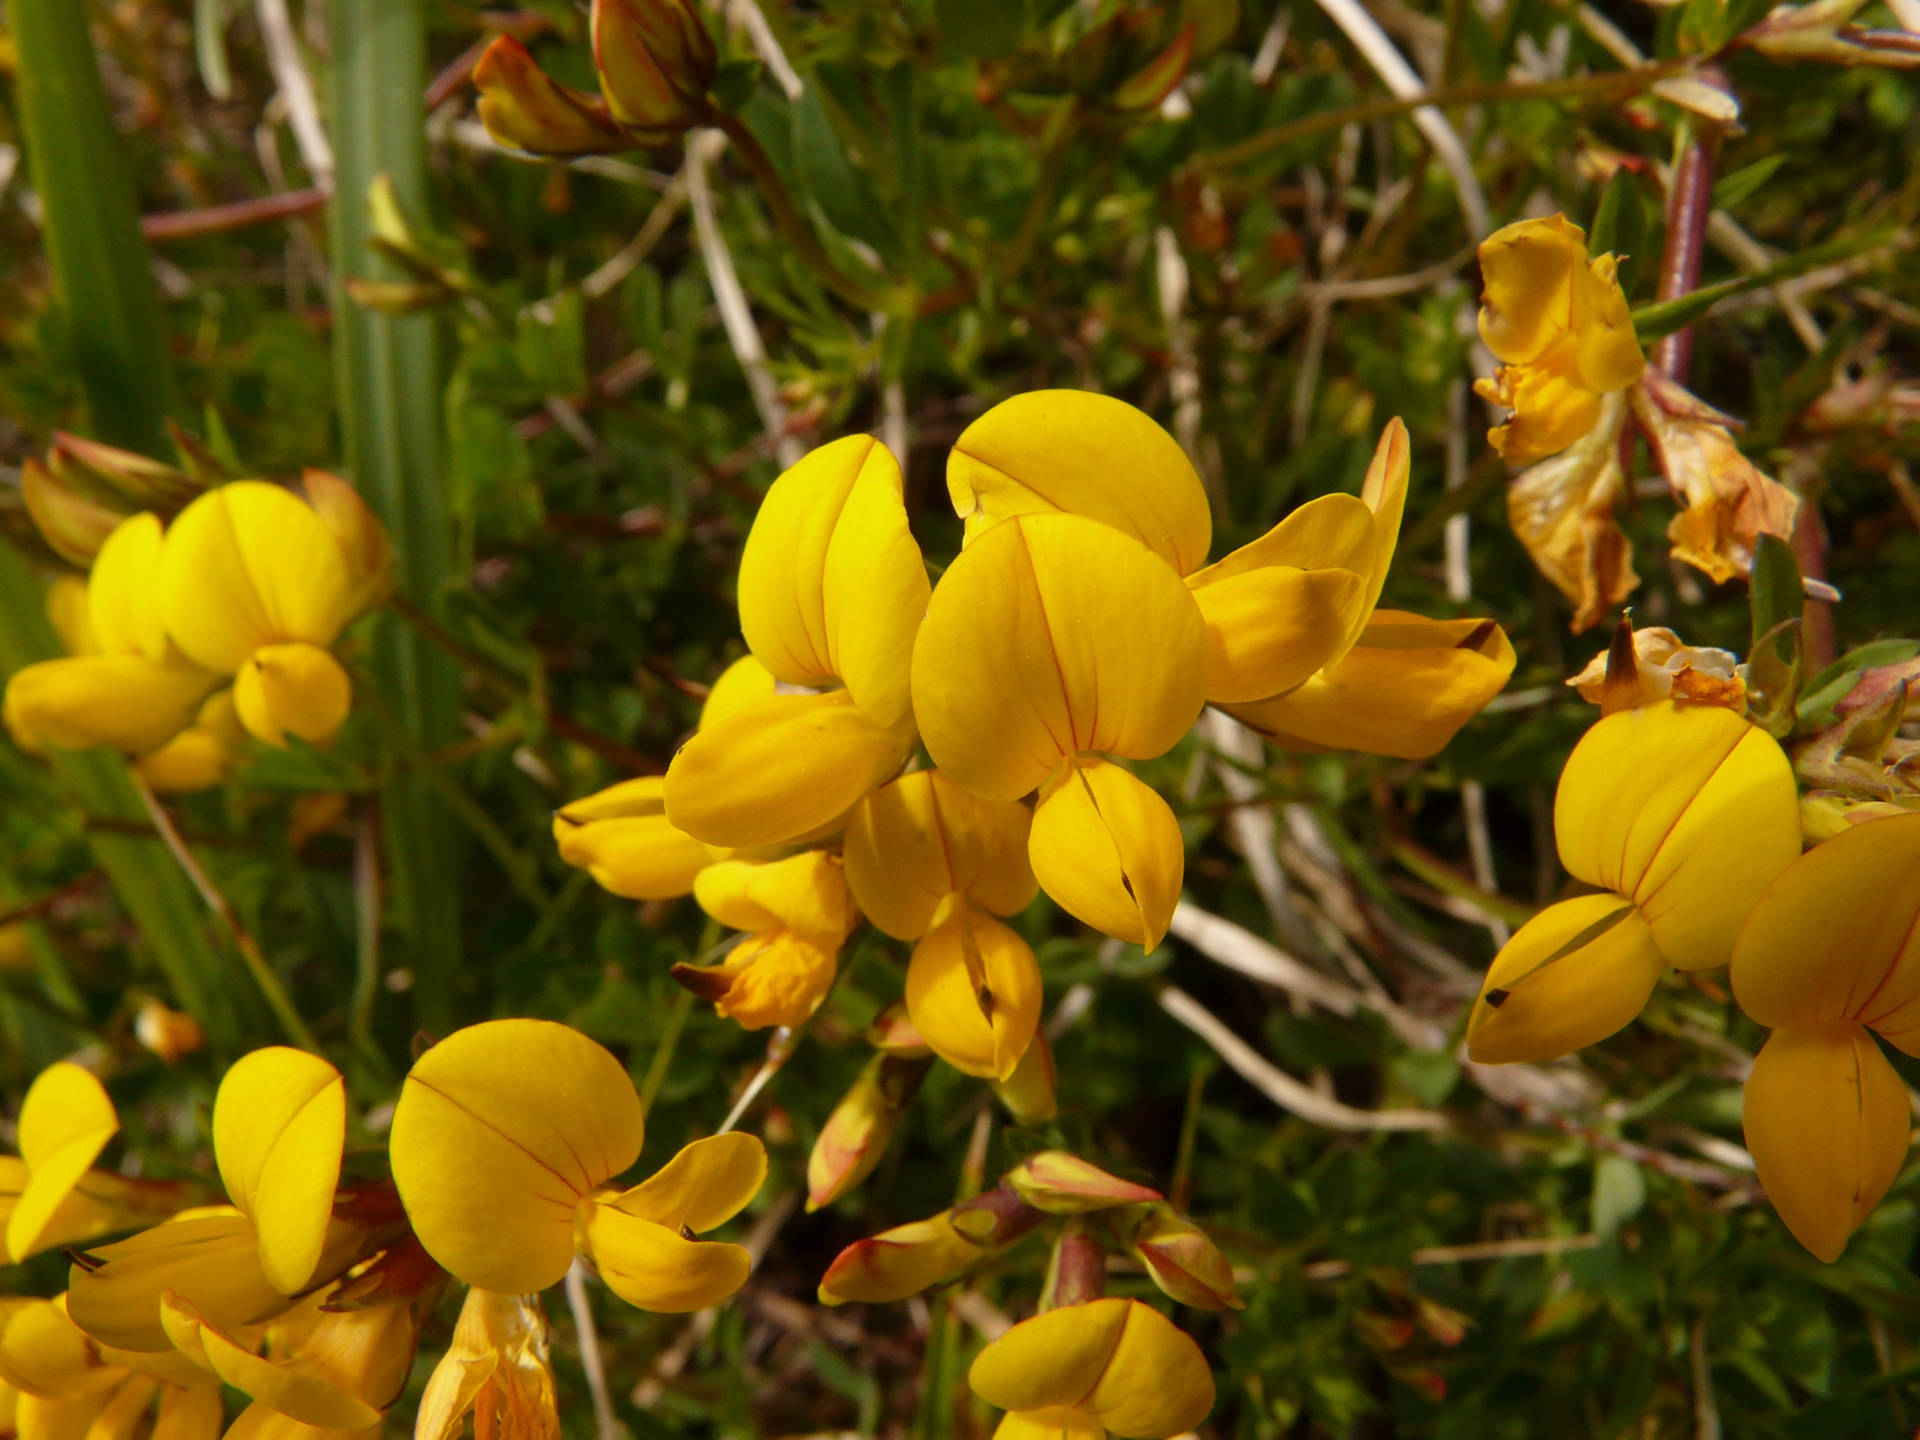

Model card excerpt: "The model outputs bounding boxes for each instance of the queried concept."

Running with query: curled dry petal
[1503,390,1637,633]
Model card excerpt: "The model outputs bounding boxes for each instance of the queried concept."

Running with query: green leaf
[1713,154,1789,213]
[1632,228,1900,342]
[1798,639,1920,722]
[1588,167,1648,293]
[1750,532,1804,656]
[936,0,1029,59]
[791,87,896,258]
[1591,1154,1648,1238]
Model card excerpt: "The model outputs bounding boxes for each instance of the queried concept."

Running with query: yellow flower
[2,1063,187,1265]
[159,478,389,749]
[665,438,929,848]
[4,516,218,756]
[0,1294,223,1440]
[388,1019,766,1312]
[415,1289,559,1440]
[1467,700,1801,1063]
[967,1298,1215,1440]
[673,851,858,1029]
[1474,215,1645,466]
[133,692,245,795]
[844,770,1043,1077]
[1730,811,1920,1261]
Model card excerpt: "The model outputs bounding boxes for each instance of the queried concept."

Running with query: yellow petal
[135,724,233,795]
[1476,215,1588,366]
[160,482,353,673]
[299,473,391,616]
[212,1049,346,1295]
[552,778,714,900]
[4,657,215,755]
[1083,1301,1216,1437]
[597,1133,767,1232]
[698,655,777,730]
[1187,563,1364,704]
[911,513,1208,801]
[45,575,96,656]
[7,1064,118,1264]
[233,643,352,749]
[389,1020,645,1294]
[1225,611,1516,760]
[677,929,840,1030]
[843,770,1037,940]
[1482,343,1606,468]
[736,435,927,728]
[993,1410,1107,1440]
[87,515,169,663]
[1465,895,1666,1064]
[1028,759,1182,949]
[1742,1026,1910,1263]
[692,851,853,939]
[159,1296,380,1430]
[1355,418,1411,636]
[1731,812,1920,1040]
[969,1298,1132,1414]
[416,1290,556,1440]
[663,691,911,847]
[1555,700,1800,970]
[1570,253,1646,393]
[575,1204,751,1313]
[946,389,1212,575]
[66,1211,300,1353]
[149,1379,223,1440]
[0,1299,115,1398]
[904,905,1042,1080]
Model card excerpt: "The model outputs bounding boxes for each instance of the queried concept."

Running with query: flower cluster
[555,389,1515,1152]
[1477,215,1801,630]
[0,1021,766,1440]
[1466,630,1920,1261]
[4,466,391,780]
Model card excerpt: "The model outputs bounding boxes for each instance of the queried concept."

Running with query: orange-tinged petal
[160,483,354,673]
[736,435,927,729]
[1501,393,1637,632]
[87,515,169,663]
[66,1211,303,1353]
[692,851,853,939]
[1465,896,1666,1064]
[21,460,123,571]
[905,905,1042,1080]
[574,1205,751,1313]
[1477,215,1587,366]
[676,929,840,1030]
[817,1215,986,1306]
[233,643,351,749]
[7,1064,118,1264]
[1731,812,1920,1040]
[212,1049,346,1295]
[159,1295,381,1430]
[1029,759,1182,949]
[389,1020,645,1294]
[300,473,391,617]
[4,656,215,755]
[843,770,1037,940]
[597,1133,766,1232]
[1224,612,1516,760]
[472,34,631,157]
[415,1289,557,1440]
[1742,1025,1910,1263]
[1555,701,1800,969]
[911,513,1208,801]
[663,691,911,847]
[946,390,1212,574]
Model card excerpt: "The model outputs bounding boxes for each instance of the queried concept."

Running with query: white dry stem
[1158,984,1450,1131]
[687,131,805,467]
[1311,0,1491,238]
[728,0,805,101]
[564,1261,621,1440]
[256,0,333,187]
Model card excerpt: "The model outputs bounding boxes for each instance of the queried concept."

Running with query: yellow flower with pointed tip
[1730,811,1920,1262]
[5,516,218,757]
[158,478,388,750]
[910,511,1205,948]
[967,1298,1215,1440]
[844,770,1043,1077]
[1467,700,1801,1064]
[1475,214,1645,466]
[673,851,858,1030]
[665,437,930,848]
[388,1019,766,1313]
[415,1289,559,1440]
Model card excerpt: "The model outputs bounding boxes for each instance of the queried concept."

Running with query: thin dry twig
[564,1260,620,1440]
[256,0,334,185]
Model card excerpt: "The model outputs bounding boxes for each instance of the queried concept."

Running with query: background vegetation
[2,0,1919,1436]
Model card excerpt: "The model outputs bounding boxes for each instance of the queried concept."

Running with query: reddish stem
[141,187,328,242]
[1650,123,1721,383]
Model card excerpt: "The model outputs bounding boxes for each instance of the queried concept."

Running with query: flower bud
[592,0,717,135]
[1004,1151,1161,1214]
[1125,1204,1244,1311]
[20,458,122,566]
[806,1053,931,1212]
[472,35,630,157]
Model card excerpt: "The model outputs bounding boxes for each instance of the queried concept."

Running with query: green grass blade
[326,0,462,1033]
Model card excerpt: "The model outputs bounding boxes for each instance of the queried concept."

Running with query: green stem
[708,109,898,312]
[11,0,174,452]
[636,991,695,1115]
[328,0,463,1035]
[1004,98,1081,280]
